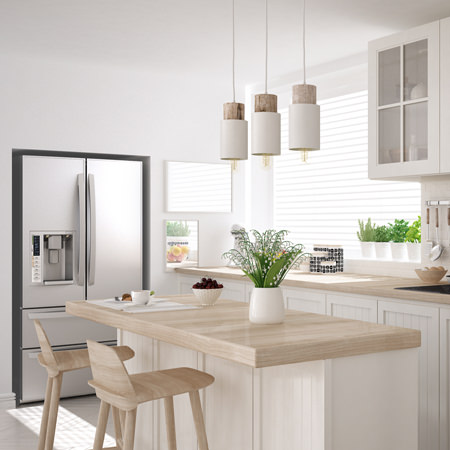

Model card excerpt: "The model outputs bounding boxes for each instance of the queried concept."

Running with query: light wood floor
[0,395,115,450]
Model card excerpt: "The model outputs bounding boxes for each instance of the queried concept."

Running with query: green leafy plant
[166,221,191,237]
[405,216,421,243]
[357,219,376,242]
[222,229,309,288]
[388,219,410,243]
[374,225,391,243]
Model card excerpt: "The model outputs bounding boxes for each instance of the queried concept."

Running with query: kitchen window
[273,90,421,257]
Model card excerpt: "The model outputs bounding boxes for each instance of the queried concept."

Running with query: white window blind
[273,90,421,257]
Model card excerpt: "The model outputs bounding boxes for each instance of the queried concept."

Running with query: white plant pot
[360,242,375,259]
[375,242,391,260]
[249,287,284,324]
[391,242,407,261]
[406,242,421,262]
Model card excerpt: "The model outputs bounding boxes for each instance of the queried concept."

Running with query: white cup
[131,290,151,305]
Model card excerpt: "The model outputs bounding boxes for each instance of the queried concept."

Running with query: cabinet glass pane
[379,107,400,164]
[404,39,428,101]
[404,102,427,161]
[378,47,400,106]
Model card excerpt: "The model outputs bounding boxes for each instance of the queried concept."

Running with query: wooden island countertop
[67,295,420,368]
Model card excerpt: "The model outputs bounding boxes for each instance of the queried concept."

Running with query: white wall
[0,54,246,400]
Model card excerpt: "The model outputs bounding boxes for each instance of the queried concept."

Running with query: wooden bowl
[415,268,447,283]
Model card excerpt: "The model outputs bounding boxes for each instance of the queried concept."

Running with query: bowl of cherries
[192,277,224,306]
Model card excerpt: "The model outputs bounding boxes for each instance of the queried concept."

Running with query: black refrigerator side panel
[12,153,23,405]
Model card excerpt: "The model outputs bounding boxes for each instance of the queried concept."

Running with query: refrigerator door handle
[77,174,85,286]
[88,174,96,286]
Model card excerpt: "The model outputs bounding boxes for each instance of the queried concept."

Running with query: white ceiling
[2,0,450,86]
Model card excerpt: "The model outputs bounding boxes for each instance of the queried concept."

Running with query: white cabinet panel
[202,354,253,450]
[440,308,450,450]
[440,18,450,173]
[283,287,326,314]
[327,294,378,323]
[378,300,439,450]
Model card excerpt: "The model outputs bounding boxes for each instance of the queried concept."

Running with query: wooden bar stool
[34,319,135,450]
[87,339,215,450]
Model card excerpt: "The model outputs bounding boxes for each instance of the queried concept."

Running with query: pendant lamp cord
[265,0,268,94]
[232,0,236,102]
[302,0,306,85]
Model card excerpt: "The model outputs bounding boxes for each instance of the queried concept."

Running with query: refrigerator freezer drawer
[22,307,117,348]
[21,347,95,403]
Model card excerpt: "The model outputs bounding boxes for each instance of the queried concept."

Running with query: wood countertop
[67,296,420,369]
[175,266,450,306]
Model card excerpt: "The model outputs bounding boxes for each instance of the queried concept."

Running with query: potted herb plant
[388,219,409,261]
[405,216,421,261]
[373,225,392,259]
[222,229,308,324]
[357,219,376,258]
[166,221,191,263]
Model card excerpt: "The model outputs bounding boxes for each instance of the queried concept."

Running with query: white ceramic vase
[406,242,421,262]
[391,242,407,261]
[374,242,391,260]
[360,241,375,259]
[249,287,284,324]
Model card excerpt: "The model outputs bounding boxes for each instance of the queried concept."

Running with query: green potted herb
[357,218,376,258]
[222,229,308,324]
[387,219,409,260]
[373,225,392,259]
[405,216,421,261]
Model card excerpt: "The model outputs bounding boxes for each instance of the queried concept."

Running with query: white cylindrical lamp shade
[220,119,248,160]
[289,103,320,151]
[251,112,281,156]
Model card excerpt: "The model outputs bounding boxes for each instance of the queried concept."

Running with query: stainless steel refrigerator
[13,153,143,403]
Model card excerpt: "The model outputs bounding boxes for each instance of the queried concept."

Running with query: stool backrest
[87,340,136,400]
[33,320,59,376]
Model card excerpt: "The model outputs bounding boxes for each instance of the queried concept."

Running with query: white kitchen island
[67,296,421,450]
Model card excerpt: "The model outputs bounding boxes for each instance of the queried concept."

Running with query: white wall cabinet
[378,300,440,450]
[440,18,450,173]
[326,293,378,322]
[369,21,440,179]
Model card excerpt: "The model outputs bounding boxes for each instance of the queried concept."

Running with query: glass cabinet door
[377,39,429,165]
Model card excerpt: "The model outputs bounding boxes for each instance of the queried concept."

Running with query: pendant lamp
[289,0,320,162]
[220,0,248,171]
[251,0,281,168]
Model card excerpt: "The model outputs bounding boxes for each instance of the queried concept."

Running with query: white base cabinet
[177,273,450,450]
[378,300,439,450]
[441,309,450,450]
[326,293,378,323]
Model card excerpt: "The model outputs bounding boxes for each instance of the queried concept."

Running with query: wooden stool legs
[92,391,209,450]
[37,373,63,450]
[164,396,177,450]
[122,409,137,450]
[93,401,111,450]
[189,390,209,450]
[37,376,53,450]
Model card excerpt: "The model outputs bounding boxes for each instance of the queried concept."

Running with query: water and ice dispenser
[30,232,74,285]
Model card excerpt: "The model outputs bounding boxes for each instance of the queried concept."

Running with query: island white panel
[201,353,253,450]
[254,360,325,450]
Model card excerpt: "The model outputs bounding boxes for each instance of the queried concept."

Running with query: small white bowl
[192,288,223,306]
